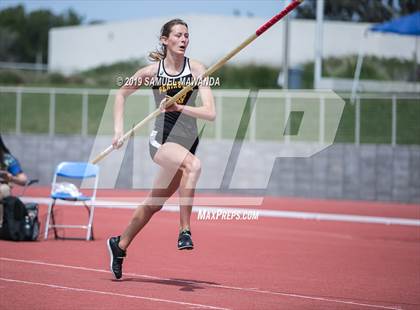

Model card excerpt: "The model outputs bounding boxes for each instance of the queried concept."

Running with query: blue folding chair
[44,162,99,241]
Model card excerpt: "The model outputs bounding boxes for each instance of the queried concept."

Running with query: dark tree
[0,6,83,63]
[296,0,420,22]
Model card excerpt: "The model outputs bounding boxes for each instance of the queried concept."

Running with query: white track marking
[21,196,420,226]
[0,277,230,310]
[20,197,263,207]
[0,257,403,310]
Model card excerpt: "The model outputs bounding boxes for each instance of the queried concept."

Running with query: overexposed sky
[0,0,294,23]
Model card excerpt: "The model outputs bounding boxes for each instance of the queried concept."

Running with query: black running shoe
[107,236,126,279]
[178,230,194,250]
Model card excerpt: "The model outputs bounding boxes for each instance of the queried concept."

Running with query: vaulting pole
[92,0,303,164]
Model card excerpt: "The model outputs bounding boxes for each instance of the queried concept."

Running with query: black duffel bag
[0,196,40,241]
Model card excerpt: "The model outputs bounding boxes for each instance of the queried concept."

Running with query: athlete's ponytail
[148,19,188,62]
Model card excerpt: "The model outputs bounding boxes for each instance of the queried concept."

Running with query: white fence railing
[1,86,419,145]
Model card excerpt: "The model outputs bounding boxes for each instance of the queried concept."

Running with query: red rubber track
[1,187,419,310]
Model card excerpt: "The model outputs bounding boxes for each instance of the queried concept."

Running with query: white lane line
[0,257,402,310]
[20,196,264,207]
[243,288,403,310]
[21,196,420,226]
[0,277,230,310]
[250,209,420,227]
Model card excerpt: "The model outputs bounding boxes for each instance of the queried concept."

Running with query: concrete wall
[3,134,419,204]
[49,17,420,74]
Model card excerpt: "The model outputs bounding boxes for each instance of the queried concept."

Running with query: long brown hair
[148,19,188,62]
[0,135,11,170]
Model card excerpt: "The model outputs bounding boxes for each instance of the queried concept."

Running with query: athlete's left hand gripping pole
[91,0,303,164]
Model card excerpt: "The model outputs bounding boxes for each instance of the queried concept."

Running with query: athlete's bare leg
[153,142,200,231]
[118,166,182,250]
[118,142,200,250]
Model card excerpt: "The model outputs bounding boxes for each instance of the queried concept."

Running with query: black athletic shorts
[149,130,199,160]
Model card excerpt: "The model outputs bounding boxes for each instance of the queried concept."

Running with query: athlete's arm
[113,63,158,148]
[165,60,216,122]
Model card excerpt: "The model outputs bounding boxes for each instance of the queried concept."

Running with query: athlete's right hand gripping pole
[91,0,303,164]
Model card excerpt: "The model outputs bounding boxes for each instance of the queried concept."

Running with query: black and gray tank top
[152,57,199,140]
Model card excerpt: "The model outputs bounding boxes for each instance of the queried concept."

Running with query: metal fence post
[391,95,397,147]
[82,90,88,136]
[319,94,325,144]
[284,92,291,143]
[250,95,256,142]
[16,88,22,135]
[49,89,55,136]
[355,96,360,146]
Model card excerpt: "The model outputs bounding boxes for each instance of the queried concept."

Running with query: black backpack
[0,196,40,241]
